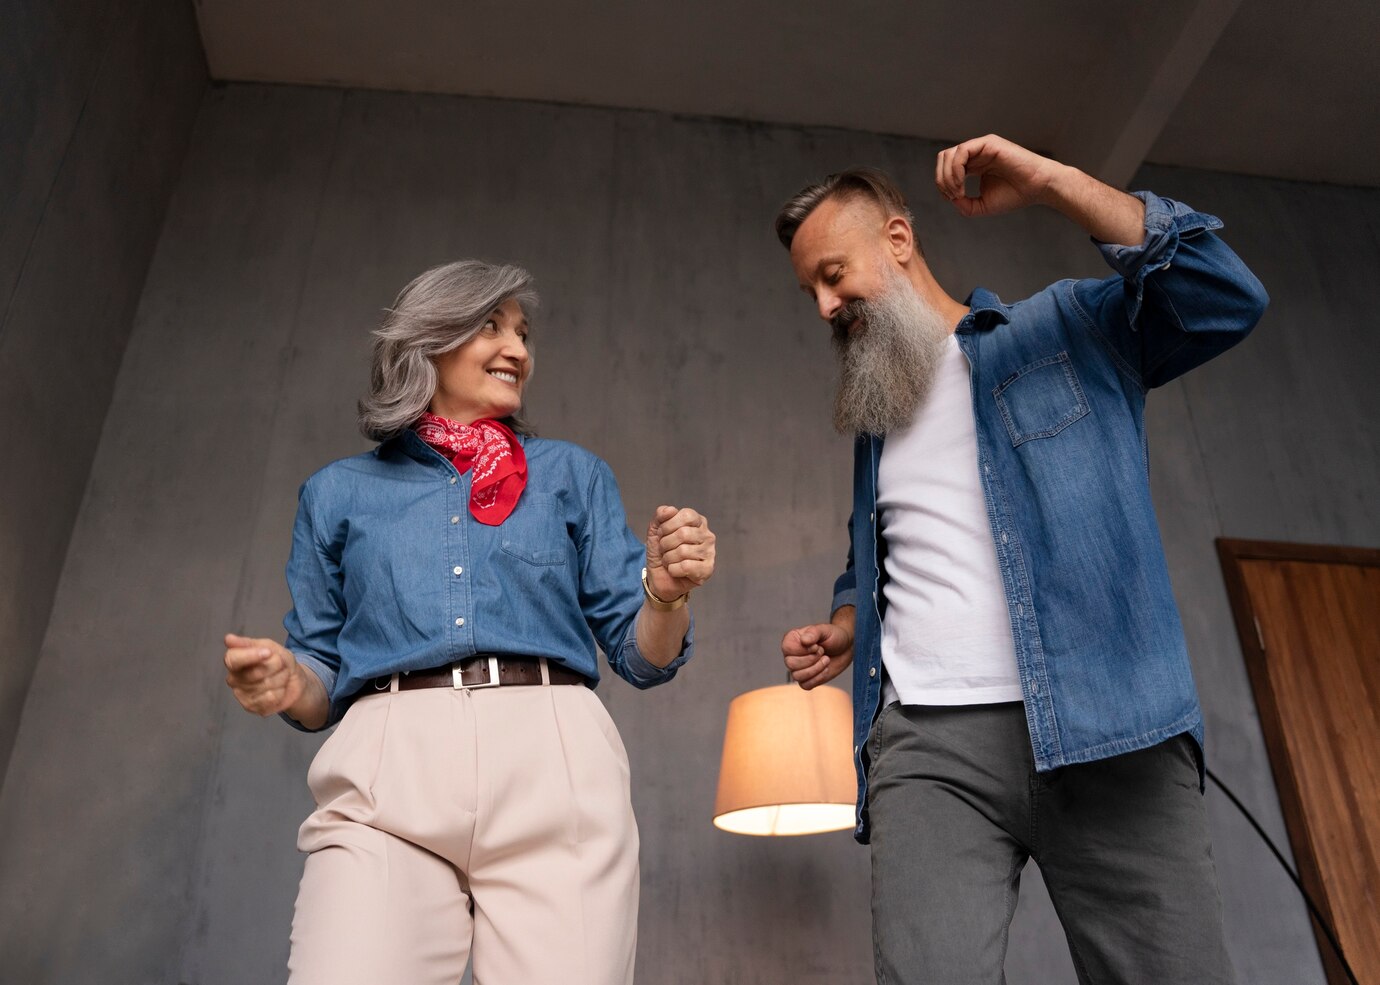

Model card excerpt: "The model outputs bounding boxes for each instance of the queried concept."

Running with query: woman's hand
[224,633,328,728]
[645,505,716,600]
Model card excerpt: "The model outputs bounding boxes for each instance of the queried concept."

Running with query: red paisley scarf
[414,412,527,525]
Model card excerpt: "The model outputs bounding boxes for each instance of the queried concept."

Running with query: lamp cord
[1206,767,1360,985]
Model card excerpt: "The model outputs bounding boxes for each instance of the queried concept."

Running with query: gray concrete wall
[0,0,206,781]
[2,83,1375,983]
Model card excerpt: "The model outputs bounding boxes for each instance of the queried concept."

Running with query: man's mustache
[831,298,869,343]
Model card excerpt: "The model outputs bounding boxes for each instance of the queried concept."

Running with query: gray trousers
[868,702,1236,985]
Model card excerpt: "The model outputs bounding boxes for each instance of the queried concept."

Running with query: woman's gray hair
[358,260,539,442]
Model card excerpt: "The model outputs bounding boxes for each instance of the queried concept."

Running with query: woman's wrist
[284,658,329,730]
[642,567,689,610]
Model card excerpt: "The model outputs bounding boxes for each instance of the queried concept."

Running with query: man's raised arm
[934,133,1145,245]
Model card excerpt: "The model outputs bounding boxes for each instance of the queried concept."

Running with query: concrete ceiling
[194,0,1380,188]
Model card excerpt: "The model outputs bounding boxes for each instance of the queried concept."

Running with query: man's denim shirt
[283,433,692,731]
[834,192,1268,842]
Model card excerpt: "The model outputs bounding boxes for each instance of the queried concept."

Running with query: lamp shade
[712,683,856,836]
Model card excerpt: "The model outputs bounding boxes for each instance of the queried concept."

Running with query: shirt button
[1001,531,1009,544]
[453,566,463,576]
[455,617,465,627]
[869,667,876,678]
[450,476,457,485]
[1016,603,1024,617]
[1031,681,1041,696]
[869,512,875,523]
[450,515,460,524]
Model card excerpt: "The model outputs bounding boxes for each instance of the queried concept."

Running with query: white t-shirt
[877,333,1022,706]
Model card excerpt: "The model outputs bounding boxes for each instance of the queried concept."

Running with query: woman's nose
[502,333,529,362]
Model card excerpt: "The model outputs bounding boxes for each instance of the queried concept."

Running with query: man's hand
[782,620,854,690]
[224,633,324,726]
[936,134,1145,244]
[935,134,1067,218]
[645,505,716,600]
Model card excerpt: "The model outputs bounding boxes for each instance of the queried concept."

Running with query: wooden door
[1217,539,1380,985]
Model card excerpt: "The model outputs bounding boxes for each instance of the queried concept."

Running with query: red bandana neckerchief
[414,412,527,525]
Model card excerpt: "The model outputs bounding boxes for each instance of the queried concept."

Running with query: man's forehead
[792,195,884,269]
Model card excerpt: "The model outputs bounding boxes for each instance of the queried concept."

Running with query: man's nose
[817,291,841,323]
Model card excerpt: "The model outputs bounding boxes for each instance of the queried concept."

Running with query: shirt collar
[389,425,529,465]
[957,288,1011,333]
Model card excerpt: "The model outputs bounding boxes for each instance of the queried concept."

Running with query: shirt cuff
[278,651,337,733]
[618,610,695,688]
[1096,191,1224,326]
[832,568,858,615]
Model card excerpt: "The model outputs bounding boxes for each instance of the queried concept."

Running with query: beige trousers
[287,682,639,985]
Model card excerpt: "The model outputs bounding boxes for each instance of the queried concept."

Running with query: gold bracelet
[642,567,690,611]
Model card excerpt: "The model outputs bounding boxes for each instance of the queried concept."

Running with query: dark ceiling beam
[1051,0,1242,188]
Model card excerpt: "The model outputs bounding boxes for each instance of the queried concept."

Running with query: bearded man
[776,134,1267,985]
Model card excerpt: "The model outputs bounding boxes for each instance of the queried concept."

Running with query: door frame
[1215,537,1380,985]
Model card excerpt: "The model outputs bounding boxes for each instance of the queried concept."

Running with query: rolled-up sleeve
[831,524,858,616]
[1098,191,1224,321]
[281,480,346,731]
[1079,191,1269,389]
[577,460,692,689]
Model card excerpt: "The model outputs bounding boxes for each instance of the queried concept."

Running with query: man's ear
[884,215,914,264]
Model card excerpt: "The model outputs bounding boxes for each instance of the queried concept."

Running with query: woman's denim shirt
[283,434,692,730]
[835,192,1269,842]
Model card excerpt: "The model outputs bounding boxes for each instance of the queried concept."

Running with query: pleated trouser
[287,682,639,985]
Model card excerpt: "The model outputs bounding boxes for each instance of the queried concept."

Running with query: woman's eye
[481,320,498,334]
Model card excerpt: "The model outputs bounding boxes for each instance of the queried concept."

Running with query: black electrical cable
[1206,767,1360,985]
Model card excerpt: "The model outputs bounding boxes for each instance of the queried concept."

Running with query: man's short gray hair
[773,167,921,255]
[358,260,538,442]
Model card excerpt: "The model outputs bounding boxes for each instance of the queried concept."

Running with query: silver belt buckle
[453,655,501,690]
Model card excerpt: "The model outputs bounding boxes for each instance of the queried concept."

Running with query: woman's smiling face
[429,297,531,424]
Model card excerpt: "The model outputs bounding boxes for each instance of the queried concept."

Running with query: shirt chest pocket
[500,494,569,566]
[992,352,1090,447]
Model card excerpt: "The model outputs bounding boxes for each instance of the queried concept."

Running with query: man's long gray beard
[831,268,951,436]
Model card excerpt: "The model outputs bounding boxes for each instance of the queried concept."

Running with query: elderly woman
[223,260,715,985]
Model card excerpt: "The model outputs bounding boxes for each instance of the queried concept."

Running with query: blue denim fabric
[833,192,1268,842]
[282,431,692,730]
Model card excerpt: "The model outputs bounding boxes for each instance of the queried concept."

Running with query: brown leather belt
[370,655,588,693]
